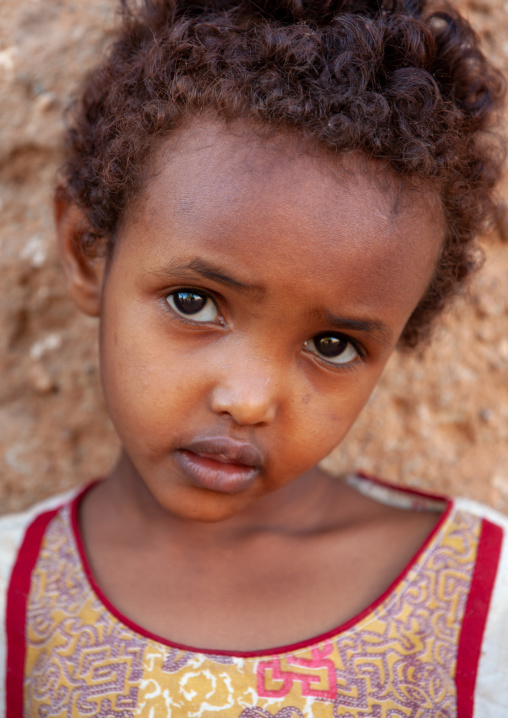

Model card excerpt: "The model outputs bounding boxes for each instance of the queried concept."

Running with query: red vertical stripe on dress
[5,509,59,717]
[456,518,503,718]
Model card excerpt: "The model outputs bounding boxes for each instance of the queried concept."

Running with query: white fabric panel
[454,498,508,717]
[0,490,77,715]
[345,473,447,512]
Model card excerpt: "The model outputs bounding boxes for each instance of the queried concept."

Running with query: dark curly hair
[59,0,506,347]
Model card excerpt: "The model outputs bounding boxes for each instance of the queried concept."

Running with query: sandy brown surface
[0,0,507,515]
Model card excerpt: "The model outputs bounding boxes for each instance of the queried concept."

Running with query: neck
[97,450,356,550]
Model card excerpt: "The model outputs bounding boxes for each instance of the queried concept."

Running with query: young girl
[1,0,507,715]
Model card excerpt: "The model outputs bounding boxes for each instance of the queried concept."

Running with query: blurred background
[0,0,507,515]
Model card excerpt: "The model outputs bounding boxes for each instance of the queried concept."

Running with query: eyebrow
[153,257,265,296]
[153,258,394,346]
[313,309,394,348]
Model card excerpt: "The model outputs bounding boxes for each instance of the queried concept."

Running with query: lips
[174,437,263,494]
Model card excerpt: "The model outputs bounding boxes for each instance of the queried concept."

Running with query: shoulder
[0,489,78,587]
[453,498,508,716]
[0,489,79,703]
[346,473,508,712]
[453,495,508,530]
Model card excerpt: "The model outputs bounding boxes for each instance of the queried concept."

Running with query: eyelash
[162,288,367,368]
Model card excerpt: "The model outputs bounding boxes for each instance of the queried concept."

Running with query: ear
[55,193,106,317]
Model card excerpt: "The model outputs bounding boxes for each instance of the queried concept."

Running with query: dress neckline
[70,474,453,659]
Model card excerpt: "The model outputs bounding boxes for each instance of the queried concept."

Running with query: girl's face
[97,121,442,522]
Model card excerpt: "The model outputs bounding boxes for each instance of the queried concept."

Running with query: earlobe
[54,192,106,317]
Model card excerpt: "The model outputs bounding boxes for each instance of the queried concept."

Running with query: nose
[209,357,280,426]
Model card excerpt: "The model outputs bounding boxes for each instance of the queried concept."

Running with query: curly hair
[59,0,506,347]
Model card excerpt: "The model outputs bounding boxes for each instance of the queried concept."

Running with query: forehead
[121,120,443,313]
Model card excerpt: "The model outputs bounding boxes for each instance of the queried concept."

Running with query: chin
[155,486,256,524]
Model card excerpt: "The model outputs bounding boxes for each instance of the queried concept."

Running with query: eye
[303,333,360,365]
[166,289,219,322]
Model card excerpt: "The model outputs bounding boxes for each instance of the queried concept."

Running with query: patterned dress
[0,474,507,717]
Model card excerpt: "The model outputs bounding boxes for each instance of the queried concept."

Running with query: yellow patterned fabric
[24,500,480,718]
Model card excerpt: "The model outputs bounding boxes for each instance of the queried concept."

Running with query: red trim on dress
[456,518,503,718]
[71,477,453,658]
[5,508,60,718]
[356,471,450,503]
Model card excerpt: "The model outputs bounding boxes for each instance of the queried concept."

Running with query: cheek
[99,311,196,447]
[285,377,379,466]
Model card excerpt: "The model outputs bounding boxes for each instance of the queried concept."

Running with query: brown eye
[166,289,218,322]
[304,333,358,365]
[315,335,347,357]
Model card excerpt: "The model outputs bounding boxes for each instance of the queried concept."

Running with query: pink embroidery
[257,645,337,700]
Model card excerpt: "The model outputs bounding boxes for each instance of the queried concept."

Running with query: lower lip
[174,450,259,494]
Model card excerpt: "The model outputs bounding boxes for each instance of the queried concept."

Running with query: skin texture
[57,120,444,650]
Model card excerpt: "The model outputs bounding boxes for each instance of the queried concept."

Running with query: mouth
[173,437,263,494]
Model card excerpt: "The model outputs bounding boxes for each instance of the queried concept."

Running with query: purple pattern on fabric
[23,502,478,718]
[25,508,146,717]
[240,709,304,717]
[161,647,192,672]
[328,510,478,717]
[207,653,236,664]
